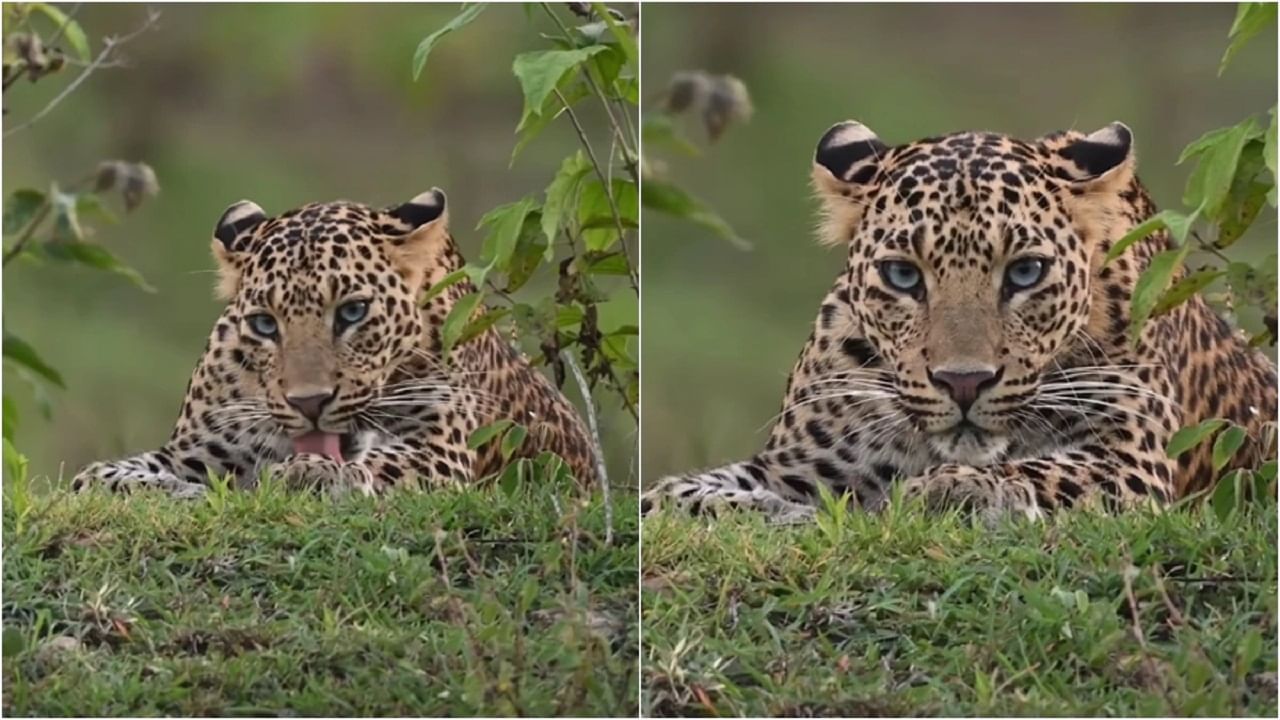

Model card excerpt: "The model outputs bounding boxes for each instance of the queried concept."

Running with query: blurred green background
[3,4,636,482]
[641,3,1278,480]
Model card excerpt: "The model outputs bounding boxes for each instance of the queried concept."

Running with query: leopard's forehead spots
[859,131,1074,274]
[236,201,405,312]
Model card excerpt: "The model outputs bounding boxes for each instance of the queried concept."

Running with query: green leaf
[1216,180,1269,248]
[1167,418,1227,458]
[422,268,469,304]
[76,192,117,226]
[1183,117,1261,219]
[512,46,607,124]
[1211,469,1245,522]
[1179,126,1238,165]
[441,291,483,360]
[583,252,630,276]
[2,332,64,388]
[455,306,510,346]
[497,460,523,496]
[505,215,549,293]
[592,2,637,65]
[1211,425,1247,471]
[477,197,537,269]
[1128,245,1190,345]
[642,177,751,250]
[1220,2,1277,75]
[511,82,590,162]
[585,45,626,96]
[542,151,592,249]
[412,3,487,81]
[578,178,638,252]
[1106,212,1174,266]
[500,423,528,462]
[1213,136,1269,248]
[467,419,513,450]
[1152,268,1224,317]
[42,241,155,292]
[2,189,46,235]
[30,2,89,61]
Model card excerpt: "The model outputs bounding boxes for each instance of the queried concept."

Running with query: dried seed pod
[121,162,159,212]
[702,74,752,142]
[664,71,707,114]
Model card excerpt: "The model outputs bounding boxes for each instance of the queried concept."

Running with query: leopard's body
[73,190,596,497]
[644,121,1276,521]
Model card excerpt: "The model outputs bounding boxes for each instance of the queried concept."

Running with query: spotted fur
[73,190,596,497]
[644,121,1277,522]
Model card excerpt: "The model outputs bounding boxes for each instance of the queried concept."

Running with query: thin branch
[553,87,638,292]
[561,349,612,546]
[2,202,52,266]
[1122,560,1176,709]
[3,8,160,139]
[539,2,636,162]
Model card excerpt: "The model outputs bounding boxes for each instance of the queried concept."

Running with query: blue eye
[335,300,369,329]
[247,313,278,338]
[879,260,923,294]
[1005,257,1047,291]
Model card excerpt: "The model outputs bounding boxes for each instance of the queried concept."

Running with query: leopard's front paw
[899,467,1042,521]
[269,454,374,499]
[72,460,207,499]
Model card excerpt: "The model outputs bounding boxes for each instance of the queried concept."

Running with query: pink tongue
[292,432,343,463]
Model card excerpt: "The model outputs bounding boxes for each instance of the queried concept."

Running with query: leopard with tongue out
[71,190,597,497]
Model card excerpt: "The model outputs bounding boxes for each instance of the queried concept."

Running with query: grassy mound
[3,476,638,717]
[643,497,1277,716]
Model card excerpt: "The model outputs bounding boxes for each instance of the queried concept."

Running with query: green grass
[2,475,638,716]
[642,497,1277,717]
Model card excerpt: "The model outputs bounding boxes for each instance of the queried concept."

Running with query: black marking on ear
[1058,122,1133,179]
[214,201,267,249]
[390,188,446,228]
[816,121,887,184]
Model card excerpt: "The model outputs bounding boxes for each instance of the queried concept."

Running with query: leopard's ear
[385,188,450,286]
[811,120,888,246]
[211,200,267,301]
[1051,121,1135,191]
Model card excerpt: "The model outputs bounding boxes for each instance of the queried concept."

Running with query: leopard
[644,120,1277,523]
[72,189,597,498]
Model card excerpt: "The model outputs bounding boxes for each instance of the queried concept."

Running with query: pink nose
[928,369,1000,413]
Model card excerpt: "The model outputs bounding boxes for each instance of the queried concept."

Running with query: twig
[1150,566,1186,628]
[4,8,160,138]
[539,2,637,163]
[553,87,639,292]
[1122,561,1175,709]
[2,202,52,266]
[561,349,612,545]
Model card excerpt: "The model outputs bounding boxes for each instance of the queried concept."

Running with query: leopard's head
[811,120,1138,463]
[210,190,456,458]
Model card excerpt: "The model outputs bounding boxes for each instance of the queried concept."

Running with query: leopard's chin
[928,424,1009,465]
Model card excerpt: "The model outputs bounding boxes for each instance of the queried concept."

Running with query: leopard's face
[211,192,450,440]
[812,122,1135,464]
